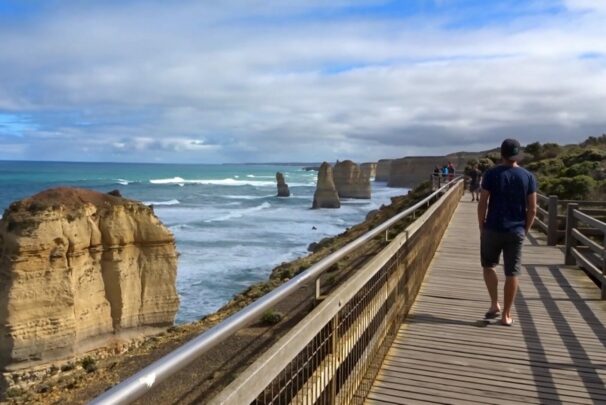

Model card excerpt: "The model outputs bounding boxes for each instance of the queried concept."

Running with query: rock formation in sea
[276,172,290,197]
[361,162,377,179]
[333,160,371,199]
[312,162,340,209]
[0,188,179,370]
[375,159,392,182]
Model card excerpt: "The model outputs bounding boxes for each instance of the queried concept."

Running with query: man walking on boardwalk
[478,139,537,326]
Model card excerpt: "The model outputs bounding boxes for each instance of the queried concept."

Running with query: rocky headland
[0,188,179,373]
[387,152,487,188]
[375,159,392,182]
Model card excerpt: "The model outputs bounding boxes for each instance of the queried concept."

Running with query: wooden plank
[365,197,606,405]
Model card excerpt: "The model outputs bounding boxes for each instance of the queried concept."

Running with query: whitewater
[0,161,408,323]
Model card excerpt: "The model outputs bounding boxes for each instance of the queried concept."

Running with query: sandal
[484,309,500,319]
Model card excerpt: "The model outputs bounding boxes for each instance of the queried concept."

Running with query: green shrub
[524,142,542,160]
[541,175,596,200]
[526,158,564,176]
[562,148,606,166]
[562,161,600,177]
[261,309,283,325]
[80,356,97,373]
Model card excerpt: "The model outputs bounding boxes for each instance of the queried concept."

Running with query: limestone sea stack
[312,162,340,209]
[333,160,371,199]
[0,188,179,370]
[375,159,392,182]
[361,162,377,179]
[276,172,290,197]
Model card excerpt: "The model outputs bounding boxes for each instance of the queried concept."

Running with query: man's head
[500,138,521,163]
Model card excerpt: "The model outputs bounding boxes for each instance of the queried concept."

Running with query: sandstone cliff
[276,172,290,197]
[387,152,485,188]
[360,162,377,179]
[0,188,179,370]
[333,160,371,199]
[312,163,340,209]
[375,159,392,182]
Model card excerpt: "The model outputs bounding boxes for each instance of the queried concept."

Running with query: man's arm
[525,192,537,234]
[478,189,490,231]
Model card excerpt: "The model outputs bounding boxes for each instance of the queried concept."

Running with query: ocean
[0,161,407,323]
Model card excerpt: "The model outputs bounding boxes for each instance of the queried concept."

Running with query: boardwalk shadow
[520,265,606,403]
[408,313,484,327]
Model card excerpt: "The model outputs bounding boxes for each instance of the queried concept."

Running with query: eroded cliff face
[333,160,371,199]
[387,152,483,188]
[375,159,392,182]
[360,162,377,179]
[276,172,290,197]
[0,188,179,370]
[312,163,340,209]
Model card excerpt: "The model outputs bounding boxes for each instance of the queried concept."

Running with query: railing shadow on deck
[522,265,606,403]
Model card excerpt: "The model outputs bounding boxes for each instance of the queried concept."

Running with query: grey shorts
[481,229,525,276]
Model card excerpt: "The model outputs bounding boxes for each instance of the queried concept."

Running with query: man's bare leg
[502,276,518,325]
[483,267,500,314]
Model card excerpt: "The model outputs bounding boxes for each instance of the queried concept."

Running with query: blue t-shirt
[481,165,537,233]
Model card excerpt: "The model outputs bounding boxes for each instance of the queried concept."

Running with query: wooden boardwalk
[366,197,606,405]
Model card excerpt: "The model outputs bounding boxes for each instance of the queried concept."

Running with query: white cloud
[0,1,604,162]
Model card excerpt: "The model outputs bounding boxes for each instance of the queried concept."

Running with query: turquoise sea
[0,161,407,323]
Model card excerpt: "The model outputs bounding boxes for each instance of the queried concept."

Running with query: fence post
[565,203,578,265]
[547,195,558,246]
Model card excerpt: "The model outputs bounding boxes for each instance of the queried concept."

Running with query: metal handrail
[90,177,463,405]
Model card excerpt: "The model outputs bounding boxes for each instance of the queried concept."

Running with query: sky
[0,0,605,163]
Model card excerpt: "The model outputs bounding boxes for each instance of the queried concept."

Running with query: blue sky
[0,0,605,163]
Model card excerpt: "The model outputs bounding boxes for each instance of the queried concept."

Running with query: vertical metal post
[547,195,558,246]
[565,203,578,265]
[330,315,339,405]
[315,278,321,301]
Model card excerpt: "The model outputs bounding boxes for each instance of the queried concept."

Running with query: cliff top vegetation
[464,135,606,200]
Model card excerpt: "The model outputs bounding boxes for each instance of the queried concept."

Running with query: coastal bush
[524,142,541,160]
[464,158,494,175]
[524,142,562,161]
[562,148,606,166]
[526,158,564,176]
[261,309,283,325]
[540,175,596,200]
[5,387,24,398]
[581,134,606,148]
[561,161,600,177]
[80,356,97,373]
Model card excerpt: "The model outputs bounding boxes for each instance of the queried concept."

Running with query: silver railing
[91,177,463,405]
[211,178,464,405]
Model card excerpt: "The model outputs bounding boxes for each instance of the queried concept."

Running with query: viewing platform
[366,199,606,404]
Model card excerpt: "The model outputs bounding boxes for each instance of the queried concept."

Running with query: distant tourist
[447,162,455,181]
[478,138,537,326]
[442,165,448,178]
[468,164,481,201]
[433,166,441,187]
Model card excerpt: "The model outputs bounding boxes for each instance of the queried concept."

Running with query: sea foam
[144,199,180,206]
